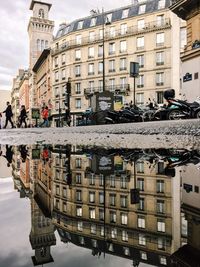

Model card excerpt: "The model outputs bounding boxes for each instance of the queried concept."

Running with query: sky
[0,0,133,91]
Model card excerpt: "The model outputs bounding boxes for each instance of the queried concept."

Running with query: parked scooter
[105,107,143,124]
[164,89,200,120]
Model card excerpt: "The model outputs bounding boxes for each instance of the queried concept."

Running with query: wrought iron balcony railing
[84,83,130,95]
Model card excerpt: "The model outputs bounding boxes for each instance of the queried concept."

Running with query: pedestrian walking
[40,106,49,127]
[3,101,14,128]
[19,145,28,162]
[19,105,27,128]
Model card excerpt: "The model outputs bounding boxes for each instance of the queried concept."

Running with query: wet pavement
[0,144,200,267]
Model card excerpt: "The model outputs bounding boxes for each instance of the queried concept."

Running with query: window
[56,185,60,195]
[137,178,144,191]
[156,72,164,86]
[98,45,103,56]
[89,81,94,90]
[89,191,95,203]
[99,192,104,204]
[76,34,82,45]
[137,75,144,88]
[63,187,67,198]
[55,71,59,82]
[110,26,115,37]
[88,63,94,75]
[158,0,165,9]
[139,4,146,14]
[109,79,115,91]
[156,91,164,104]
[110,210,116,223]
[89,208,96,219]
[122,9,129,19]
[120,23,127,35]
[109,194,116,206]
[63,202,67,212]
[157,180,164,193]
[75,98,81,109]
[157,200,165,214]
[98,62,103,73]
[90,17,96,27]
[106,13,112,23]
[157,15,164,26]
[120,58,127,70]
[75,49,81,60]
[99,209,104,221]
[76,173,82,184]
[140,251,147,260]
[61,53,66,64]
[139,234,146,246]
[109,42,115,55]
[136,93,144,105]
[75,83,81,94]
[120,176,127,189]
[156,51,164,65]
[76,190,82,201]
[138,19,145,30]
[62,69,66,80]
[123,247,130,256]
[99,174,104,186]
[160,256,167,265]
[99,29,103,39]
[89,31,95,42]
[98,80,103,92]
[121,213,128,225]
[180,27,187,49]
[77,20,83,30]
[137,36,144,49]
[138,216,145,228]
[91,224,96,234]
[79,236,85,245]
[88,47,94,58]
[138,198,144,210]
[38,9,45,18]
[120,40,127,52]
[158,237,166,250]
[156,33,164,46]
[54,56,58,68]
[137,54,144,68]
[89,173,95,185]
[76,206,82,216]
[120,77,127,89]
[75,65,81,77]
[111,228,117,239]
[100,226,104,236]
[120,195,127,208]
[122,230,128,241]
[157,219,166,232]
[109,60,115,72]
[77,221,83,231]
[75,158,82,168]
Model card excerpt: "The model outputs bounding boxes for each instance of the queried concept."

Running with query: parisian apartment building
[10,0,187,127]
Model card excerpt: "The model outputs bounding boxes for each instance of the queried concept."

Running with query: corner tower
[28,0,54,69]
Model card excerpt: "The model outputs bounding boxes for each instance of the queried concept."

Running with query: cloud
[0,0,131,90]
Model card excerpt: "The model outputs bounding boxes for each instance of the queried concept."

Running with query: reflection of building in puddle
[171,164,200,266]
[51,146,179,266]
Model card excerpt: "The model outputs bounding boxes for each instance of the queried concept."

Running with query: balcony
[52,18,171,56]
[84,84,130,97]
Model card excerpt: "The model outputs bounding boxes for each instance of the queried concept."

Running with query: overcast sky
[0,0,133,91]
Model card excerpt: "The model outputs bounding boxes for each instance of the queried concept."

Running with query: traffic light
[66,81,71,95]
[130,188,140,204]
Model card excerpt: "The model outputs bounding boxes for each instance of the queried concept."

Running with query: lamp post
[65,77,72,126]
[55,94,61,127]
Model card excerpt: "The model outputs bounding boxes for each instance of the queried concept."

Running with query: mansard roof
[55,0,171,39]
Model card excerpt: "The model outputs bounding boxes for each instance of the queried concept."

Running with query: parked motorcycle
[164,89,200,120]
[105,107,143,124]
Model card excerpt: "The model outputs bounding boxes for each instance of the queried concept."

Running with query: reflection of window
[77,221,83,231]
[89,191,95,203]
[75,49,81,60]
[157,180,164,193]
[138,215,145,228]
[137,75,144,88]
[158,237,166,250]
[138,198,144,210]
[156,51,164,65]
[109,194,116,206]
[137,54,144,68]
[110,210,116,223]
[120,195,127,208]
[120,40,127,52]
[99,192,104,204]
[160,256,167,265]
[137,36,144,49]
[75,83,81,94]
[120,58,127,70]
[121,213,128,225]
[156,72,164,86]
[89,208,96,219]
[76,206,82,216]
[157,219,166,232]
[76,190,82,201]
[120,23,127,35]
[90,17,96,27]
[88,47,94,58]
[111,228,117,239]
[137,19,145,30]
[139,234,146,246]
[158,0,165,9]
[139,4,146,14]
[137,162,144,173]
[77,21,83,30]
[156,33,164,46]
[157,200,165,214]
[140,251,147,260]
[122,9,129,19]
[122,230,128,241]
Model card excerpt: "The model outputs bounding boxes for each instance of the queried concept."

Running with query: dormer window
[122,9,129,19]
[158,0,165,9]
[139,4,146,14]
[38,9,44,18]
[77,21,84,30]
[105,13,112,24]
[90,17,97,27]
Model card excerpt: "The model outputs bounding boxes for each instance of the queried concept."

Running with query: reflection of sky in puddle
[0,144,200,267]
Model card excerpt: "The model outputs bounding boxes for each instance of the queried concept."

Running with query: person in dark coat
[19,105,27,128]
[19,145,28,162]
[3,101,14,128]
[2,145,13,167]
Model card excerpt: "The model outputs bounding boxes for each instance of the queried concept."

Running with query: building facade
[170,0,200,102]
[50,0,185,126]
